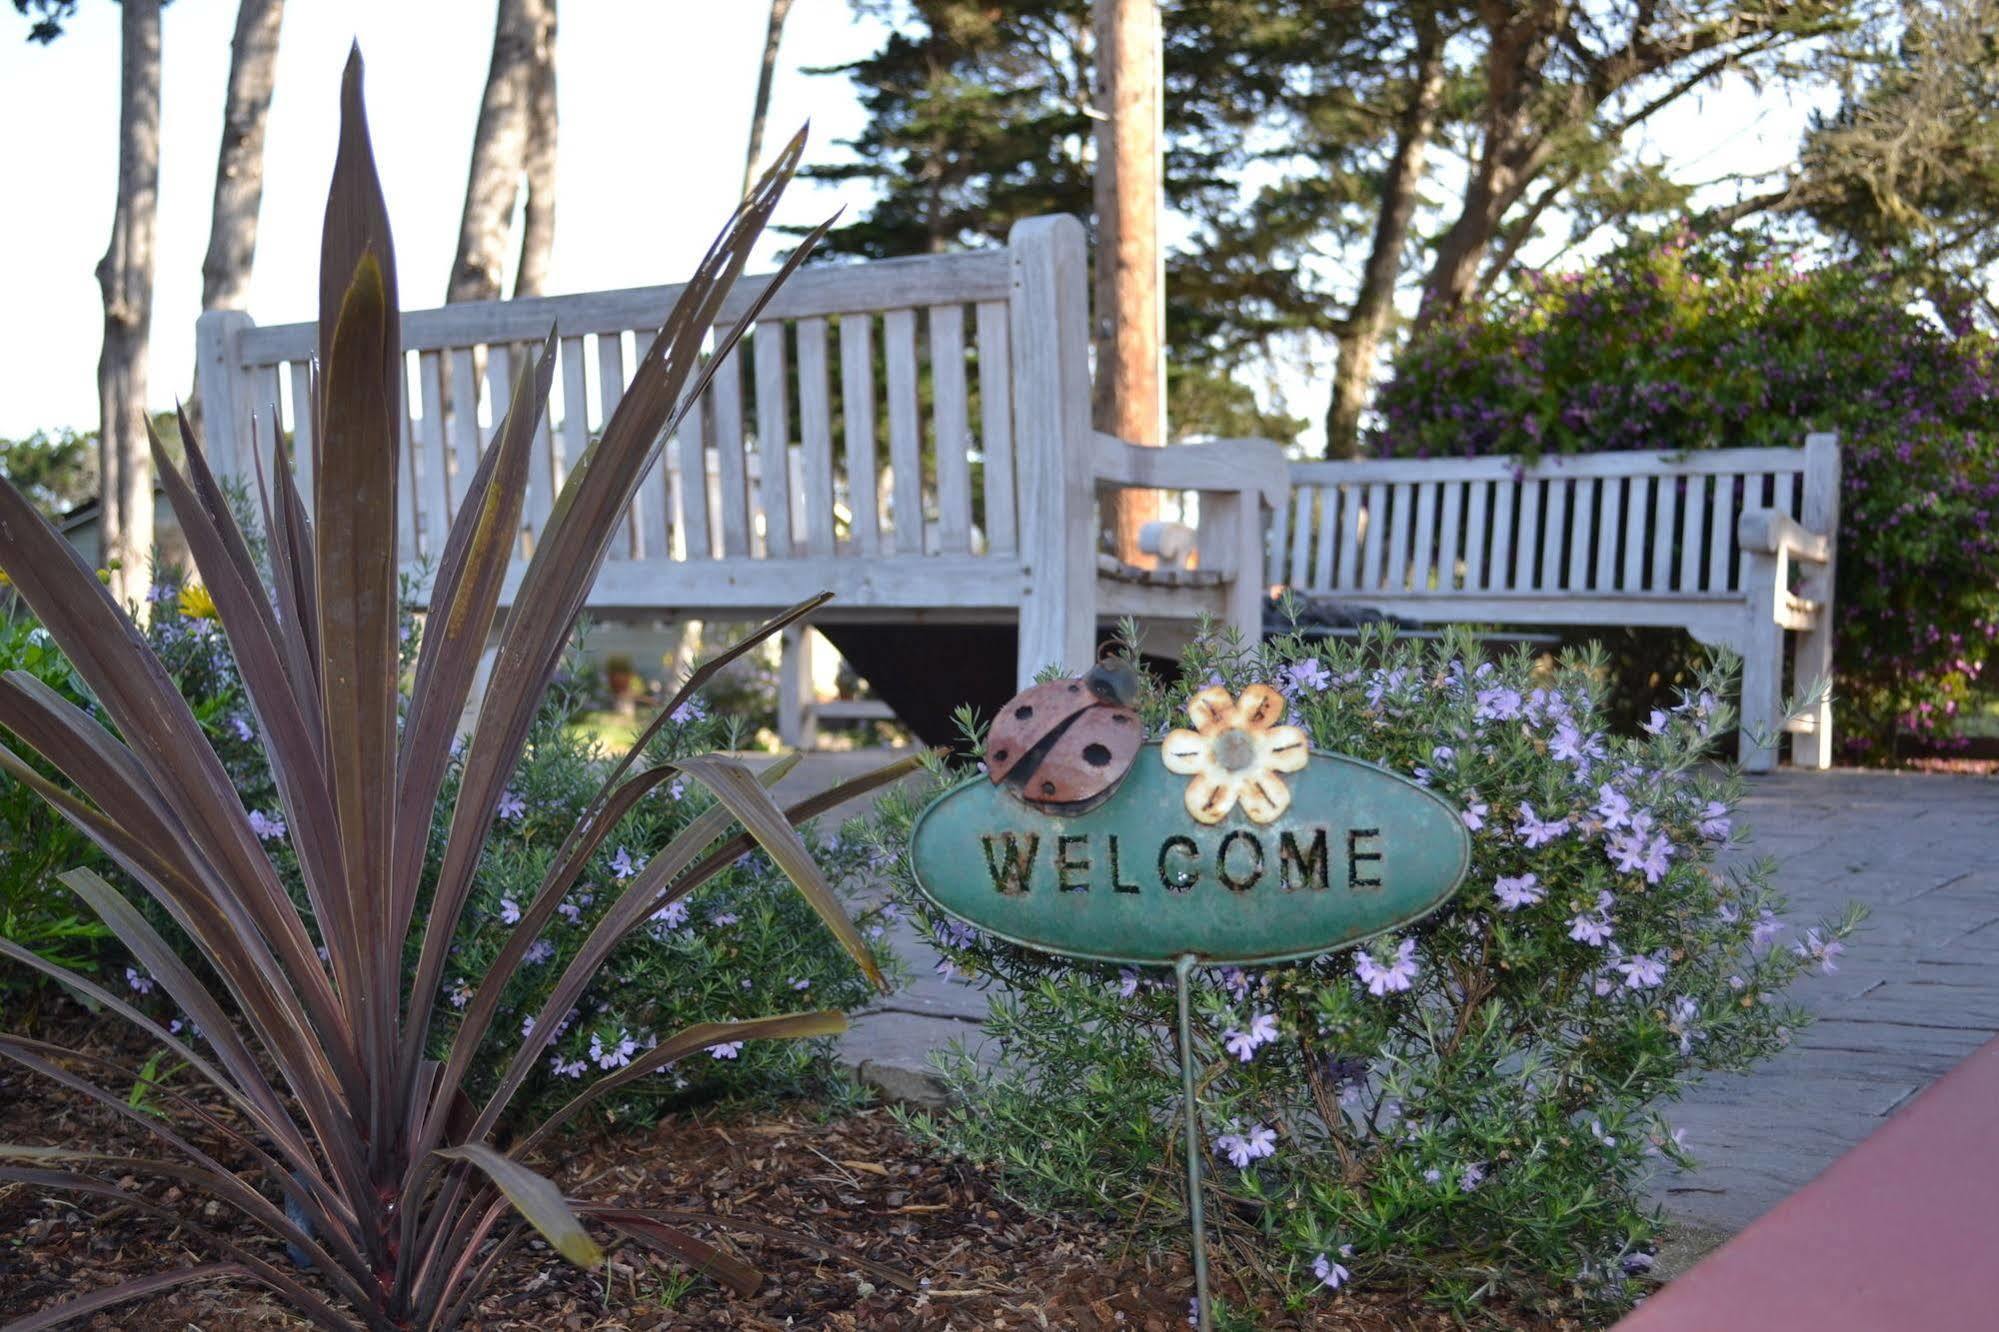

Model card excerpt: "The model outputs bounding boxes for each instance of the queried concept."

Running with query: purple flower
[125,966,154,995]
[609,846,641,880]
[591,1030,638,1070]
[549,1056,587,1079]
[1794,928,1845,973]
[651,900,689,930]
[1698,801,1732,840]
[1460,797,1489,831]
[1214,1123,1277,1168]
[1615,951,1668,989]
[1117,968,1141,999]
[1475,685,1523,720]
[1283,659,1333,694]
[1569,894,1615,947]
[709,911,739,927]
[498,897,521,926]
[1516,804,1570,848]
[1493,873,1544,911]
[790,976,811,991]
[1459,1162,1487,1192]
[231,715,254,742]
[1312,1247,1353,1290]
[1223,1011,1280,1061]
[496,789,527,823]
[710,1041,743,1060]
[523,939,556,966]
[1354,937,1419,996]
[671,696,707,725]
[1594,784,1633,830]
[247,808,287,841]
[1751,911,1787,952]
[1641,709,1669,736]
[1551,720,1604,767]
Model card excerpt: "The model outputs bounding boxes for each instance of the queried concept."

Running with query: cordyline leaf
[591,1211,761,1296]
[318,45,399,439]
[252,405,322,695]
[394,328,557,928]
[676,753,887,993]
[151,421,356,1004]
[0,478,359,1099]
[434,1143,604,1270]
[677,748,934,889]
[403,125,826,1087]
[0,1262,256,1332]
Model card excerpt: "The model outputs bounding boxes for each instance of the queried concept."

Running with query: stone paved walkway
[761,756,1998,1236]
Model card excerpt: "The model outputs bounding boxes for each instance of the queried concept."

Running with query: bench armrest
[1091,432,1288,511]
[1737,508,1832,563]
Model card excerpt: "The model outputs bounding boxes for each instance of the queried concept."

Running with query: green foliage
[0,610,112,1004]
[874,627,1859,1320]
[0,427,97,519]
[1377,231,1999,759]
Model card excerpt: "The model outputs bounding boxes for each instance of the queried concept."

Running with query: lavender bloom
[1615,951,1668,989]
[1214,1123,1277,1168]
[1312,1248,1353,1290]
[709,1041,743,1060]
[671,696,707,725]
[1569,894,1615,947]
[231,715,255,742]
[1642,709,1669,736]
[495,789,527,823]
[651,900,689,931]
[1698,801,1732,840]
[590,1030,638,1070]
[609,846,641,881]
[125,966,154,995]
[1594,784,1633,830]
[1117,968,1141,999]
[709,911,739,927]
[1354,937,1419,996]
[1794,928,1845,973]
[247,808,288,841]
[498,897,521,926]
[1283,659,1333,694]
[1460,797,1489,831]
[1551,720,1604,767]
[1751,911,1787,952]
[1516,804,1571,848]
[790,977,812,991]
[549,1056,587,1079]
[1224,1028,1262,1061]
[1459,1162,1487,1192]
[523,939,556,966]
[1493,873,1544,911]
[1474,685,1523,720]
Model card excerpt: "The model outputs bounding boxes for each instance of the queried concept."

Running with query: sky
[0,0,889,438]
[0,1,1834,443]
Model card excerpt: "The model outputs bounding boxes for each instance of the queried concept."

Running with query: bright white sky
[0,0,889,437]
[0,1,1829,442]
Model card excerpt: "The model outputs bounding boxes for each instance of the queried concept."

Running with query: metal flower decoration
[1161,683,1310,825]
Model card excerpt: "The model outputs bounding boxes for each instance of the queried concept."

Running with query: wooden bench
[195,215,1286,737]
[1272,439,1842,771]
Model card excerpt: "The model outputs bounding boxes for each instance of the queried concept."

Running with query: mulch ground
[0,1009,1579,1330]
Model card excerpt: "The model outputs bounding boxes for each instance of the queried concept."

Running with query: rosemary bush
[876,626,1861,1322]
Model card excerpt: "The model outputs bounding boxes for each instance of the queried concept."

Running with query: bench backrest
[195,244,1038,580]
[1273,441,1838,606]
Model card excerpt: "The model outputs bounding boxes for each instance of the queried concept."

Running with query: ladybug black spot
[1067,683,1081,693]
[1014,705,1034,721]
[1082,743,1112,768]
[1111,713,1130,724]
[992,748,1008,762]
[1041,780,1058,796]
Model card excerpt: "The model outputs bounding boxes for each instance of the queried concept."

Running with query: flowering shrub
[100,569,897,1128]
[872,628,1859,1320]
[1376,232,1999,760]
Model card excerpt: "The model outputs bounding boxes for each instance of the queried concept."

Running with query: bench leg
[1791,609,1835,770]
[778,625,818,750]
[1737,619,1784,774]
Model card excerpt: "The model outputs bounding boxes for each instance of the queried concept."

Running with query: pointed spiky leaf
[434,1143,604,1270]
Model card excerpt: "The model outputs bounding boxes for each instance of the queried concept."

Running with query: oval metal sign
[910,742,1471,966]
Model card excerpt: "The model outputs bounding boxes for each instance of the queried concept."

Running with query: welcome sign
[909,684,1471,966]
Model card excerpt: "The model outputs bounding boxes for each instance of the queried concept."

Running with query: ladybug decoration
[985,658,1144,814]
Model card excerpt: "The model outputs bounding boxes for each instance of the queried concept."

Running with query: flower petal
[1233,683,1287,732]
[1258,725,1310,773]
[1187,686,1238,736]
[1237,773,1291,824]
[1160,729,1212,774]
[1184,772,1241,825]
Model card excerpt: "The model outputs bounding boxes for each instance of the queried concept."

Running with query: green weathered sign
[910,743,1470,966]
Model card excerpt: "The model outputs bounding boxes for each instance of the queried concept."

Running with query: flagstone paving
[758,755,1998,1235]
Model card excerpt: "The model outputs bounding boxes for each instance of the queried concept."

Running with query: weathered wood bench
[195,215,1286,739]
[1272,439,1842,771]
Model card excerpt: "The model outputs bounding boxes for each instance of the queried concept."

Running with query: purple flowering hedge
[874,629,1858,1321]
[1374,233,1999,761]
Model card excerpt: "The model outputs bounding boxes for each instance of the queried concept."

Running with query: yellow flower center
[1214,727,1258,772]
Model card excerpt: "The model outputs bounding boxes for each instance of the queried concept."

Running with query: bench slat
[1678,475,1706,593]
[1313,486,1337,591]
[1650,471,1677,591]
[1707,472,1736,593]
[710,346,751,559]
[1361,482,1388,590]
[1619,475,1646,591]
[1412,480,1438,593]
[1486,477,1513,592]
[839,314,880,557]
[287,360,316,523]
[1512,477,1540,591]
[675,385,710,562]
[1540,478,1568,592]
[417,350,450,561]
[753,323,793,559]
[884,308,924,555]
[1568,477,1596,591]
[930,304,973,554]
[1289,446,1809,485]
[976,300,1017,557]
[1596,474,1623,590]
[1386,482,1414,591]
[796,316,837,560]
[1461,479,1487,592]
[1336,484,1362,591]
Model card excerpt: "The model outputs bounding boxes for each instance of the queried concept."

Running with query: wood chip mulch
[1,1010,1579,1330]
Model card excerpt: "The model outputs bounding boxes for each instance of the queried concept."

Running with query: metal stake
[1175,952,1213,1332]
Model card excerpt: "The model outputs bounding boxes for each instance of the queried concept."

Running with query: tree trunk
[1325,11,1445,457]
[448,0,555,303]
[97,0,163,611]
[513,3,558,298]
[742,0,796,197]
[1090,0,1164,565]
[189,0,284,433]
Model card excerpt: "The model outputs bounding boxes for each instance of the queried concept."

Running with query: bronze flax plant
[0,50,925,1331]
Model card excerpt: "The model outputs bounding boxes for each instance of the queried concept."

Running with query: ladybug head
[1084,657,1140,709]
